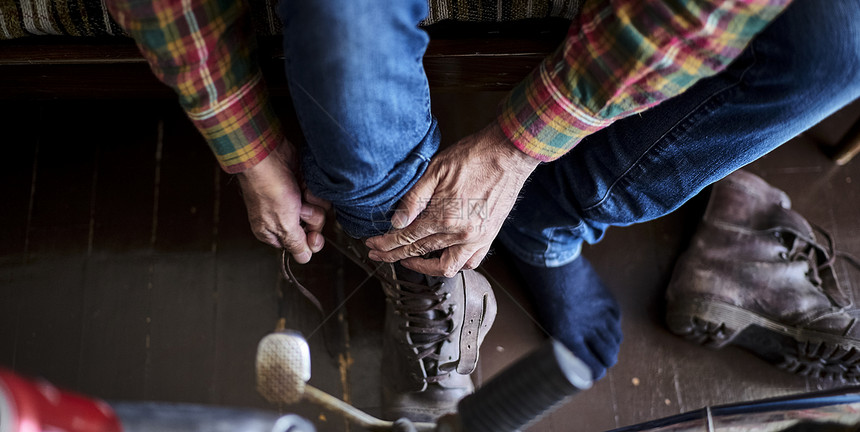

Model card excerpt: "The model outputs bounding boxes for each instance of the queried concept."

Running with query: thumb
[281,225,312,264]
[392,173,437,229]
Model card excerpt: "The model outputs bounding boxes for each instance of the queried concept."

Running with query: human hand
[237,141,330,263]
[365,122,539,277]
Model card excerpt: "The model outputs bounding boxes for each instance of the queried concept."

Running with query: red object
[0,368,122,432]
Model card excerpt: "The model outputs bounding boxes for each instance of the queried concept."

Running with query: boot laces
[778,225,860,296]
[324,237,457,383]
[388,277,456,383]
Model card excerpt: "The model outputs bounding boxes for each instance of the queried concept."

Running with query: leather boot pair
[336,236,497,421]
[667,170,860,382]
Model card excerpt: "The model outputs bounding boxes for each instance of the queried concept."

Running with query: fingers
[300,200,327,254]
[300,203,326,233]
[365,218,443,252]
[251,225,311,263]
[367,233,456,262]
[238,140,329,263]
[282,227,313,264]
[253,229,285,249]
[463,245,490,270]
[391,174,437,229]
[401,245,472,278]
[306,231,325,253]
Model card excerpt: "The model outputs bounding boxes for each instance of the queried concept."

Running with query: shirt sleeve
[106,0,282,173]
[498,0,792,162]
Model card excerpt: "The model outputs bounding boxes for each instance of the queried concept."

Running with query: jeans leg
[278,0,438,238]
[499,0,860,267]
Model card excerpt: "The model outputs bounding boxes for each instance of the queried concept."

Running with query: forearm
[499,0,792,162]
[106,0,283,173]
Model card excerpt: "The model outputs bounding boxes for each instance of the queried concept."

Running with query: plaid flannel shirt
[108,0,790,172]
[499,0,791,161]
[106,0,282,173]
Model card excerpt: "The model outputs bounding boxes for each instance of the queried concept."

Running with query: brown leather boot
[336,236,497,421]
[667,170,860,382]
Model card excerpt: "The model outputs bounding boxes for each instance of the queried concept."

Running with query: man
[106,0,860,422]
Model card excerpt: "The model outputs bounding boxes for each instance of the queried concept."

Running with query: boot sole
[667,297,860,383]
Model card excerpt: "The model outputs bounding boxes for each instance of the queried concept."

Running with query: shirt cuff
[186,73,283,174]
[497,61,614,163]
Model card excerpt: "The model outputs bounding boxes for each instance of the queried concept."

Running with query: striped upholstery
[0,0,580,40]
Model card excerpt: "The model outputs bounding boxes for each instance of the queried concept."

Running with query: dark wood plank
[0,64,176,100]
[215,171,262,252]
[0,38,146,65]
[154,107,218,252]
[0,56,545,99]
[0,23,568,100]
[78,253,150,400]
[0,102,39,368]
[343,243,386,418]
[834,117,860,166]
[76,101,161,400]
[146,254,218,403]
[0,262,22,369]
[0,103,38,257]
[138,105,220,402]
[0,22,568,65]
[11,256,87,390]
[211,248,281,409]
[25,101,99,257]
[90,102,161,251]
[11,101,97,390]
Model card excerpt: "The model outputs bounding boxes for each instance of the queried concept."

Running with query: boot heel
[666,298,747,349]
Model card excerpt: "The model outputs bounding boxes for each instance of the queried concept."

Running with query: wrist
[236,140,296,182]
[485,121,540,176]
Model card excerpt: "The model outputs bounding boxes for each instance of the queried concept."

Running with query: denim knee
[302,123,439,239]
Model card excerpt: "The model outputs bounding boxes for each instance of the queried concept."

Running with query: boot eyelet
[773,232,786,245]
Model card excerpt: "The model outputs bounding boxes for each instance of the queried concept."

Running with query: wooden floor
[0,96,858,432]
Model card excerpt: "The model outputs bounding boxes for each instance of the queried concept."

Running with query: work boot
[335,236,497,422]
[667,170,860,382]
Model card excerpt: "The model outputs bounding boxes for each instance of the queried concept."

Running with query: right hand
[236,141,330,263]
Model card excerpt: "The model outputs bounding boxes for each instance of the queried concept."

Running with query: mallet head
[256,331,311,405]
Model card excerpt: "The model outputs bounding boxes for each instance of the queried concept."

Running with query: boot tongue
[394,263,432,285]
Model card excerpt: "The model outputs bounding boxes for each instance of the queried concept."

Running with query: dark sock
[510,255,622,380]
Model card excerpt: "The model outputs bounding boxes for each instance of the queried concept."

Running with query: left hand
[365,121,539,277]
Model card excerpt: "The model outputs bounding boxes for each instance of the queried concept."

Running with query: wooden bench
[1,19,857,164]
[0,20,568,98]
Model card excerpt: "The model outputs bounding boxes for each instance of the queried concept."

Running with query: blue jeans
[498,0,860,267]
[281,0,860,253]
[279,0,438,239]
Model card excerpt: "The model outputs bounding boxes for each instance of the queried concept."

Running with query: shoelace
[283,234,456,383]
[775,225,860,303]
[387,277,456,383]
